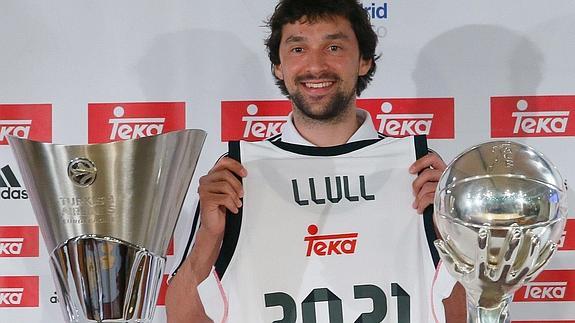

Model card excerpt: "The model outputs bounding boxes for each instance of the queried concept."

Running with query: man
[166,0,463,322]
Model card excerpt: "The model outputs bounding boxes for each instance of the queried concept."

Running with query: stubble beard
[289,82,356,123]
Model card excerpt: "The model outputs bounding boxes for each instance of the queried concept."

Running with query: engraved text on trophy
[488,143,514,171]
[58,195,117,224]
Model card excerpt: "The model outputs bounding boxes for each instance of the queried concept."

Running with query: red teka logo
[156,275,168,306]
[0,226,39,257]
[359,98,455,139]
[0,104,52,145]
[221,101,291,141]
[0,276,39,307]
[304,224,358,257]
[491,96,575,137]
[88,102,185,143]
[558,219,575,251]
[220,98,454,141]
[514,270,575,302]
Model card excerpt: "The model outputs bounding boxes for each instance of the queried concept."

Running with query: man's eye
[291,47,303,53]
[328,45,341,51]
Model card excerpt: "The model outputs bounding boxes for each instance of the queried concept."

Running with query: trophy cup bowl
[434,141,567,323]
[8,129,206,323]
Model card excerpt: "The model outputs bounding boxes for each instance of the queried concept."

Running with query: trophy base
[467,294,511,323]
[50,235,166,323]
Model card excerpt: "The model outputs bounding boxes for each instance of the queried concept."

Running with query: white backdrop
[0,1,574,322]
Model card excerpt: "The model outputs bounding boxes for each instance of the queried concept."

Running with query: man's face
[274,15,372,121]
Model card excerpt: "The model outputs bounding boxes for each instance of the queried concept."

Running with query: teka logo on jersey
[0,165,28,200]
[304,224,358,257]
[221,101,292,141]
[491,96,575,137]
[559,219,575,251]
[88,102,185,143]
[0,276,39,307]
[0,226,39,257]
[0,104,52,145]
[357,98,455,139]
[514,270,575,302]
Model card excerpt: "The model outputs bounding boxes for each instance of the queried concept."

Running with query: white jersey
[213,135,438,323]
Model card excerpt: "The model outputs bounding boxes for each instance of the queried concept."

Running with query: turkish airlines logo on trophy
[0,104,52,145]
[0,165,28,200]
[358,98,455,139]
[0,226,39,257]
[221,101,292,141]
[304,224,358,257]
[491,96,575,137]
[220,98,454,141]
[0,276,39,307]
[88,102,186,143]
[514,270,575,302]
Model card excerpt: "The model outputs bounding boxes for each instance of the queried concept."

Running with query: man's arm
[409,151,468,321]
[165,157,247,323]
[409,151,445,214]
[443,281,467,322]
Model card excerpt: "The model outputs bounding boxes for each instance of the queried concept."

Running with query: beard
[289,74,356,122]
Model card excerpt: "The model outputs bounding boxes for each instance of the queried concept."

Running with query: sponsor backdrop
[0,1,574,322]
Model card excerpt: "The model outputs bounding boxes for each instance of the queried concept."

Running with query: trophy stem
[466,294,511,323]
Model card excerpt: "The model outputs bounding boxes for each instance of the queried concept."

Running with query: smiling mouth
[303,81,334,89]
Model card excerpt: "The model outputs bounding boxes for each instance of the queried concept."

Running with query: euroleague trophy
[434,141,567,323]
[8,129,206,323]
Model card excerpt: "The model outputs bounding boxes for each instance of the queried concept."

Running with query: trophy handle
[435,224,560,323]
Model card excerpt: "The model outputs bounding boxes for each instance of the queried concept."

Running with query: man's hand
[165,157,247,323]
[409,151,446,214]
[197,157,247,236]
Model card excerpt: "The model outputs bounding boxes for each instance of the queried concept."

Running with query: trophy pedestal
[51,236,164,323]
[467,295,511,323]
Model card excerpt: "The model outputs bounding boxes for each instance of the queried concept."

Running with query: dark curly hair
[265,0,379,97]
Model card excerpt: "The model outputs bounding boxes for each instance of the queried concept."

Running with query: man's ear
[273,64,284,80]
[358,57,372,76]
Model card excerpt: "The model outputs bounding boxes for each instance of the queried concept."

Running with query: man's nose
[305,50,329,75]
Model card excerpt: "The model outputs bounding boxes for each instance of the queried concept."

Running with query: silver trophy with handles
[434,141,567,323]
[9,129,206,323]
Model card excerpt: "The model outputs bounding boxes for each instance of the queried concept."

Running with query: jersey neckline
[268,137,384,156]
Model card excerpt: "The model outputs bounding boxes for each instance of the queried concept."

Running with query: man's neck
[291,107,362,147]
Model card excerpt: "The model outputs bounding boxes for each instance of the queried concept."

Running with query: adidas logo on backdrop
[0,165,28,200]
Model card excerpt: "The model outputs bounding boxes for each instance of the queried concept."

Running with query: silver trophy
[434,141,567,323]
[8,129,206,323]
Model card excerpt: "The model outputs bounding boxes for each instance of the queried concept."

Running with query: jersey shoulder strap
[413,135,440,267]
[214,141,242,278]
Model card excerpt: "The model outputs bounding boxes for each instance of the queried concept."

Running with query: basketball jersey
[214,136,438,323]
